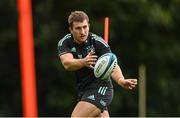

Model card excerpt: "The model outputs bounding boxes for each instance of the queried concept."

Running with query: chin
[81,37,87,42]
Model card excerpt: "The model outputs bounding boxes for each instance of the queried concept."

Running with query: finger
[127,80,134,85]
[130,84,136,88]
[130,79,137,82]
[90,51,95,54]
[89,65,94,69]
[90,55,98,59]
[87,53,94,58]
[130,79,138,84]
[89,51,95,55]
[87,60,97,65]
[88,61,96,65]
[128,86,133,89]
[87,52,91,56]
[131,81,137,85]
[132,83,137,86]
[89,60,97,63]
[89,57,97,61]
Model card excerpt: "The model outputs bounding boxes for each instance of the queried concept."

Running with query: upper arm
[59,53,73,67]
[111,64,124,82]
[57,34,72,56]
[59,52,86,71]
[57,35,74,69]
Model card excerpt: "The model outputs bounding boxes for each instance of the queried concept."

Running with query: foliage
[0,0,180,116]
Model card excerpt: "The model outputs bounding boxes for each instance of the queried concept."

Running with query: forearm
[111,64,138,89]
[111,64,125,86]
[63,58,85,71]
[60,52,97,71]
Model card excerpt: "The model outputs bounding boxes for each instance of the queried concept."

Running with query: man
[57,11,137,117]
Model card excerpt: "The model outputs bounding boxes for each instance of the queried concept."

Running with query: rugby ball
[94,53,117,80]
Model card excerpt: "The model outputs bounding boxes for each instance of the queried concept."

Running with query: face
[70,20,89,44]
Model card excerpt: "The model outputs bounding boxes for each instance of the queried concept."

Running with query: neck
[74,38,83,44]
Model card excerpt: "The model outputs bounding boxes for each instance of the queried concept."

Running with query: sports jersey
[57,33,113,91]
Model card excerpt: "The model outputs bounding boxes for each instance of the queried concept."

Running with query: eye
[75,27,81,30]
[83,25,87,29]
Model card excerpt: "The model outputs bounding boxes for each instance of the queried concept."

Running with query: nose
[81,28,85,34]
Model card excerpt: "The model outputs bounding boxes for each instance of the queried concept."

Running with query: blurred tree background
[0,0,180,117]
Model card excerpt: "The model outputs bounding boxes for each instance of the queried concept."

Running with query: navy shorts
[77,81,114,112]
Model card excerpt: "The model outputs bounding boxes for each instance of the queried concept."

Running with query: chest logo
[86,45,95,54]
[78,54,82,59]
[71,47,76,52]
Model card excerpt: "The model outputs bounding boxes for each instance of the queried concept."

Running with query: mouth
[80,35,87,39]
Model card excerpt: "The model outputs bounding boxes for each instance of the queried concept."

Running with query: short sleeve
[93,34,112,56]
[57,34,72,56]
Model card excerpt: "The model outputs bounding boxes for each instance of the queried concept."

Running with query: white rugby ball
[94,53,117,80]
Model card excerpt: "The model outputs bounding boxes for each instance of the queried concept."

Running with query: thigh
[81,86,113,112]
[71,101,101,117]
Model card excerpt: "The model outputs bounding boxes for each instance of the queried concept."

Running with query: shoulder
[58,33,72,47]
[90,33,109,47]
[90,33,102,40]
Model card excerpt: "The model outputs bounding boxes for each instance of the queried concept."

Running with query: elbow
[63,61,73,71]
[63,63,71,71]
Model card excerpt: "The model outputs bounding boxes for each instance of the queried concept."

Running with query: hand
[84,52,97,69]
[118,79,138,90]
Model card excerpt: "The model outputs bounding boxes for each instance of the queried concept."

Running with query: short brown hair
[68,11,89,28]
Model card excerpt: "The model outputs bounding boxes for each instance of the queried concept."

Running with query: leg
[98,110,109,118]
[71,101,101,117]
